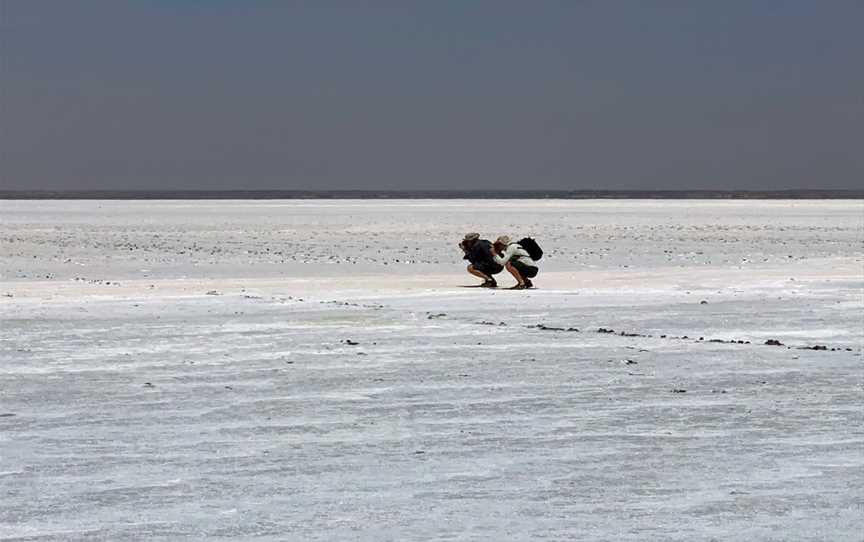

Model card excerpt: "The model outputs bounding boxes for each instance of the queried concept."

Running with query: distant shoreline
[1,189,862,200]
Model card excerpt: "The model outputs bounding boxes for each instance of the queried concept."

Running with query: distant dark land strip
[2,190,863,200]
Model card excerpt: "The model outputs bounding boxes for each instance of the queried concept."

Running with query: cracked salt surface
[1,200,862,540]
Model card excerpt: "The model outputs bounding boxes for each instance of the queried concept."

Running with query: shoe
[524,279,534,289]
[508,284,526,290]
[481,279,498,288]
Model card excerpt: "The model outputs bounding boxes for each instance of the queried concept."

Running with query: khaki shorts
[511,259,538,278]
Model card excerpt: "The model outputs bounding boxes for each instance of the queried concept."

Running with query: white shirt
[493,243,536,267]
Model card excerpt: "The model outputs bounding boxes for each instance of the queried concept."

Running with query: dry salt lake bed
[1,199,862,541]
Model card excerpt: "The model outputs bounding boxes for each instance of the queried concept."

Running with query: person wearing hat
[492,235,538,289]
[459,232,503,287]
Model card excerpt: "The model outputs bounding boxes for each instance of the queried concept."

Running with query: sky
[2,1,862,191]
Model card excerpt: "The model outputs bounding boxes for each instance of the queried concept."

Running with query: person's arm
[492,244,517,266]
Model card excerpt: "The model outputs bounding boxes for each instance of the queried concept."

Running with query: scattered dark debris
[671,388,687,393]
[564,323,850,352]
[427,313,447,319]
[726,339,748,344]
[479,320,506,326]
[343,339,360,346]
[224,386,233,390]
[700,300,709,305]
[205,290,221,296]
[414,450,425,455]
[0,413,15,418]
[711,389,727,394]
[527,323,578,332]
[143,382,155,388]
[356,352,368,356]
[622,359,638,365]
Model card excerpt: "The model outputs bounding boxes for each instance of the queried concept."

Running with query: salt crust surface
[1,200,862,541]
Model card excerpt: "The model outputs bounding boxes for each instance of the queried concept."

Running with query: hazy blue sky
[2,1,862,191]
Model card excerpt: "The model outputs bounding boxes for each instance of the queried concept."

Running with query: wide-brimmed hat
[463,232,480,241]
[495,235,511,245]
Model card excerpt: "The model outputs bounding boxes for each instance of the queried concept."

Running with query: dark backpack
[518,237,543,261]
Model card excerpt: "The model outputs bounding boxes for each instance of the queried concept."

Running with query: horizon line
[2,189,863,200]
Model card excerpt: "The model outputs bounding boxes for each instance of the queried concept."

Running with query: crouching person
[459,232,504,287]
[492,236,539,289]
